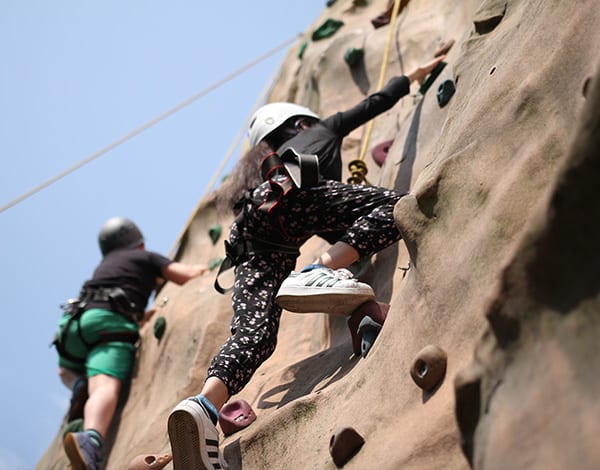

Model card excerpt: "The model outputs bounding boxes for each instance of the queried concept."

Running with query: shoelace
[302,268,358,288]
[331,268,355,280]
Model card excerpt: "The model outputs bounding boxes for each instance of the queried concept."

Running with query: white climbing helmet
[247,102,320,148]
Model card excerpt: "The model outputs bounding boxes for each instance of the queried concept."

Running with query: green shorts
[56,308,139,382]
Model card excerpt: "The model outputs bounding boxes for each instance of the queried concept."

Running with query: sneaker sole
[168,402,218,470]
[63,433,89,470]
[276,291,375,316]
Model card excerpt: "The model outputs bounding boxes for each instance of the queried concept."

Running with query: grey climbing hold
[357,316,382,357]
[410,344,447,391]
[437,79,456,108]
[329,427,365,468]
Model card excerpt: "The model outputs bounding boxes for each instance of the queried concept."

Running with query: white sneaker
[276,266,375,315]
[168,397,228,470]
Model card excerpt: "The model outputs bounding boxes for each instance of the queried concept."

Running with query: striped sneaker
[168,397,227,470]
[276,266,375,315]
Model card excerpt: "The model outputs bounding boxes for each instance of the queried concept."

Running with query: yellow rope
[347,0,403,184]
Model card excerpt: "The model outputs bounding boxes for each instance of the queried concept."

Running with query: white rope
[0,34,300,214]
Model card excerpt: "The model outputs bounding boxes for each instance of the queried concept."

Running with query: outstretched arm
[324,55,448,137]
[406,55,446,84]
[162,262,208,285]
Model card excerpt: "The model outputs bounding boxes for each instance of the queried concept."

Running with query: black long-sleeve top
[276,76,410,181]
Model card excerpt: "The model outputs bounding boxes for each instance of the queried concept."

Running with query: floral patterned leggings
[207,178,405,395]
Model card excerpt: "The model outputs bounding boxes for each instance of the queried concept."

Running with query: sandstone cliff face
[39,0,600,469]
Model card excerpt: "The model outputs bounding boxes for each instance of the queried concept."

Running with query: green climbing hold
[418,61,447,95]
[208,224,222,245]
[298,40,308,60]
[209,257,224,271]
[344,47,364,67]
[311,18,344,41]
[63,418,83,438]
[153,316,167,341]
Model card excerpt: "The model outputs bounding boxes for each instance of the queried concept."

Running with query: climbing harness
[214,237,300,294]
[348,0,404,185]
[52,287,141,364]
[255,148,320,214]
[213,149,318,294]
[262,148,320,190]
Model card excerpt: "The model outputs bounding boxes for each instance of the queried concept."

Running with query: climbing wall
[37,0,600,469]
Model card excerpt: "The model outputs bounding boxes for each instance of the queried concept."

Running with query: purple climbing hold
[371,139,394,167]
[218,399,257,436]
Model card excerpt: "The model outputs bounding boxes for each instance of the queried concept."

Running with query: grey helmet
[247,102,320,148]
[98,217,144,256]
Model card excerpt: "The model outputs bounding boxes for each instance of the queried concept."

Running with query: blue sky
[0,2,324,468]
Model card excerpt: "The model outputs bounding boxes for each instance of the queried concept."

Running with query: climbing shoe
[276,266,375,315]
[67,378,89,422]
[63,431,100,470]
[168,397,228,470]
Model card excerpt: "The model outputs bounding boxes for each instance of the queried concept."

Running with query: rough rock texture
[38,0,600,469]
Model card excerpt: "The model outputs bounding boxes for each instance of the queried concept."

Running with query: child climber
[167,55,445,470]
[55,217,208,470]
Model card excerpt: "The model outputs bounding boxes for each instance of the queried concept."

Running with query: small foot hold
[329,427,365,468]
[410,344,447,391]
[348,301,389,356]
[357,316,382,357]
[371,139,394,167]
[128,453,173,470]
[437,79,456,108]
[218,399,257,436]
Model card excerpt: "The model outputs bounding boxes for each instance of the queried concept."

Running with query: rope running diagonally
[347,0,403,185]
[0,34,300,215]
[168,63,284,258]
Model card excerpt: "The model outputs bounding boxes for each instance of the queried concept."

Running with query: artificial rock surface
[38,0,600,469]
